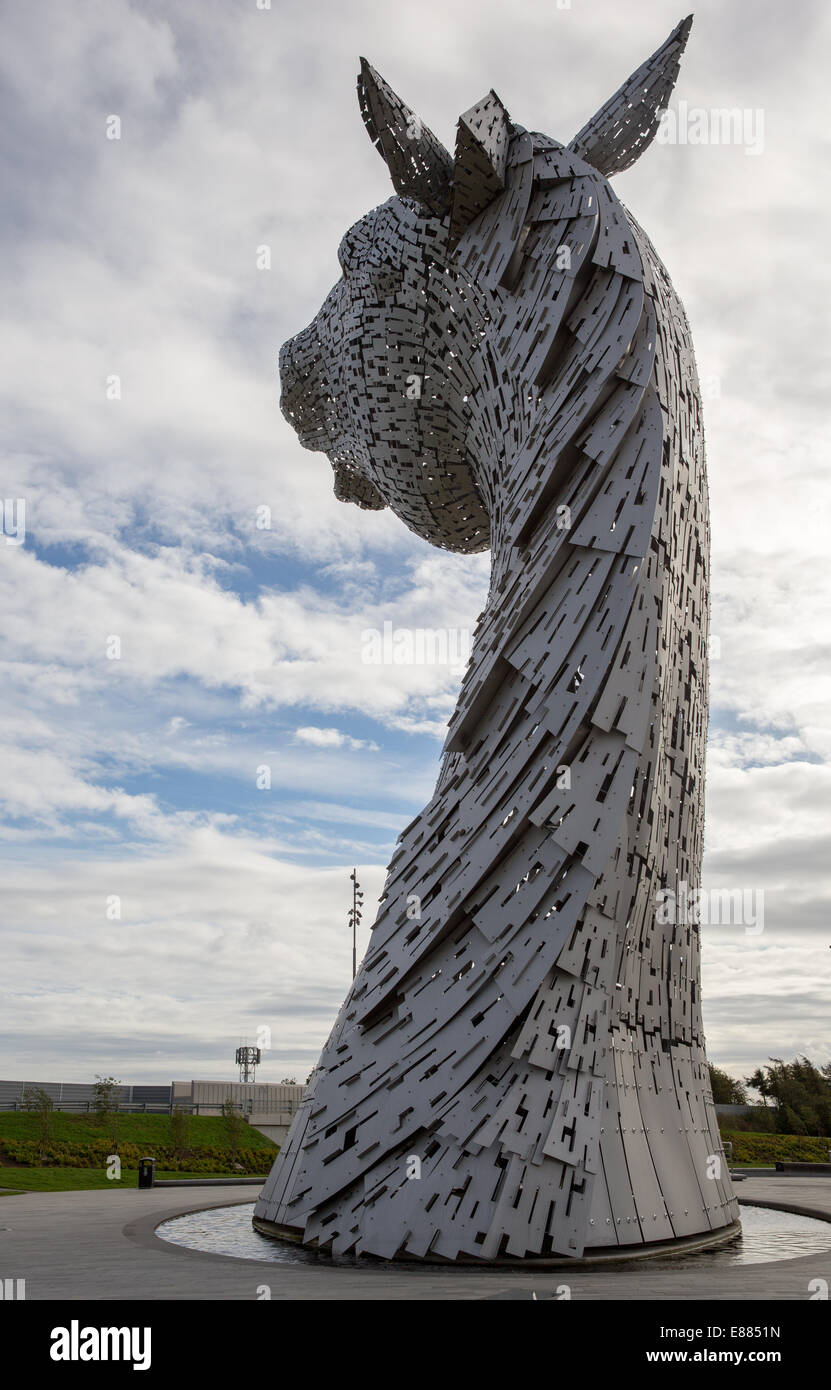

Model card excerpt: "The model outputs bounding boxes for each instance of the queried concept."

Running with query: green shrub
[0,1137,270,1173]
[723,1131,830,1165]
[717,1108,776,1134]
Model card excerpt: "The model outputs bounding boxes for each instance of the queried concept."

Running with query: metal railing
[0,1099,301,1116]
[0,1101,171,1114]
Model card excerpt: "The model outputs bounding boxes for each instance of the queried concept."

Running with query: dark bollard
[138,1157,156,1189]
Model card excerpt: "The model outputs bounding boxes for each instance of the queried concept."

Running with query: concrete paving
[1,1176,830,1300]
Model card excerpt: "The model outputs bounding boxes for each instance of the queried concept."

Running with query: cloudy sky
[1,0,828,1089]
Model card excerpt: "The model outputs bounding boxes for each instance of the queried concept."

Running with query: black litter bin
[138,1157,156,1189]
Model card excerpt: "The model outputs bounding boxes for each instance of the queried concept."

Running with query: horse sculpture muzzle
[278,324,332,453]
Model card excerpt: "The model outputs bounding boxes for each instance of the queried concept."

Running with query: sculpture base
[251,1215,742,1268]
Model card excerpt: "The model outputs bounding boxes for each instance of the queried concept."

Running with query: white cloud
[0,542,488,726]
[0,0,828,1085]
[702,936,831,1074]
[0,826,387,1082]
[294,726,379,751]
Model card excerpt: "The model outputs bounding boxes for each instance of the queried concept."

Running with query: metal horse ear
[359,17,692,236]
[357,58,453,217]
[358,59,512,244]
[568,14,693,176]
[449,89,512,246]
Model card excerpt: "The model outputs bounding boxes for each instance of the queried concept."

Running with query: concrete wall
[172,1080,304,1114]
[171,1080,304,1144]
[247,1114,296,1145]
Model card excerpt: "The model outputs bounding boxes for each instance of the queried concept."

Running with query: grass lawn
[0,1167,267,1193]
[0,1111,277,1150]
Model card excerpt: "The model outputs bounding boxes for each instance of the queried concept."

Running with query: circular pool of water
[157,1202,831,1270]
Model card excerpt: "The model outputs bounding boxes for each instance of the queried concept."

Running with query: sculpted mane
[258,16,738,1263]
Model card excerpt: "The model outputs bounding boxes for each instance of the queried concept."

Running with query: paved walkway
[1,1177,830,1300]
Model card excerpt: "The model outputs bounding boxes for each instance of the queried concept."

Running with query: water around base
[157,1202,831,1270]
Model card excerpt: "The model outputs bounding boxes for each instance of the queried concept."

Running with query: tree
[280,1077,298,1085]
[169,1107,190,1159]
[221,1097,245,1158]
[92,1075,121,1151]
[92,1075,120,1120]
[708,1065,747,1106]
[744,1056,831,1137]
[746,1067,773,1106]
[22,1086,53,1156]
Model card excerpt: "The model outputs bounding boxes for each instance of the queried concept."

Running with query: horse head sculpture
[258,16,740,1263]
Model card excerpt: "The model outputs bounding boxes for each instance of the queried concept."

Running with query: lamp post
[348,868,364,980]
